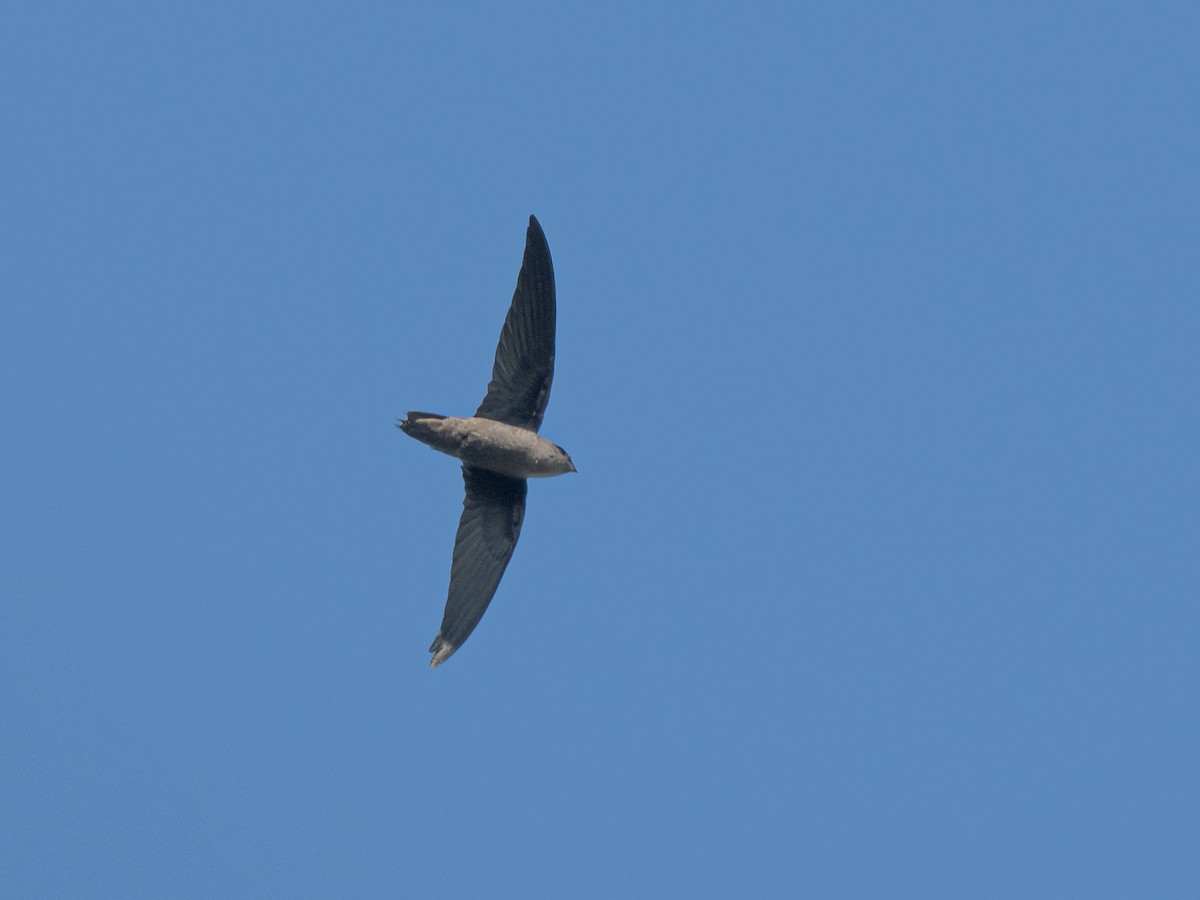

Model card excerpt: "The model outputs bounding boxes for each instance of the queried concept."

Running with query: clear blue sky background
[3,2,1198,897]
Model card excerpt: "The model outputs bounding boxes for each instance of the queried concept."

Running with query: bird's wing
[428,466,528,667]
[474,215,556,432]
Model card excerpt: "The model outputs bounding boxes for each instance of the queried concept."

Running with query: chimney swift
[398,215,575,668]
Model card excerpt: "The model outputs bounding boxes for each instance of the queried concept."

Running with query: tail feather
[397,411,446,439]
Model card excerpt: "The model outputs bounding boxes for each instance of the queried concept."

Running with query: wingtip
[428,635,458,669]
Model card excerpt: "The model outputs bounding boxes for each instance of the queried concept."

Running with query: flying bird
[398,215,575,668]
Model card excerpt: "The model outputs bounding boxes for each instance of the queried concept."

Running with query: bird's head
[550,442,577,475]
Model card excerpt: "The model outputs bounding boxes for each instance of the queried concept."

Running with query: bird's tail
[397,411,446,440]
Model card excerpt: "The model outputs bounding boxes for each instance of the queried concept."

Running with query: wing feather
[428,466,528,667]
[474,215,556,432]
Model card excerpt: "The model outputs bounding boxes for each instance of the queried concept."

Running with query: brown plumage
[397,216,575,668]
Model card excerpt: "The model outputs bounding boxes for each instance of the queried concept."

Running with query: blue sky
[3,2,1198,897]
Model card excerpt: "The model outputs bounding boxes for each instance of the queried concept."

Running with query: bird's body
[399,413,575,479]
[397,216,573,668]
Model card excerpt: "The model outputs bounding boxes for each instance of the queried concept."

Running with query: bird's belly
[450,417,562,478]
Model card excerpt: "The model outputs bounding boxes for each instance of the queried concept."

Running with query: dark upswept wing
[474,215,556,432]
[428,466,528,667]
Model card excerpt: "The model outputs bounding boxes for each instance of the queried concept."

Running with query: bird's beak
[568,459,578,473]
